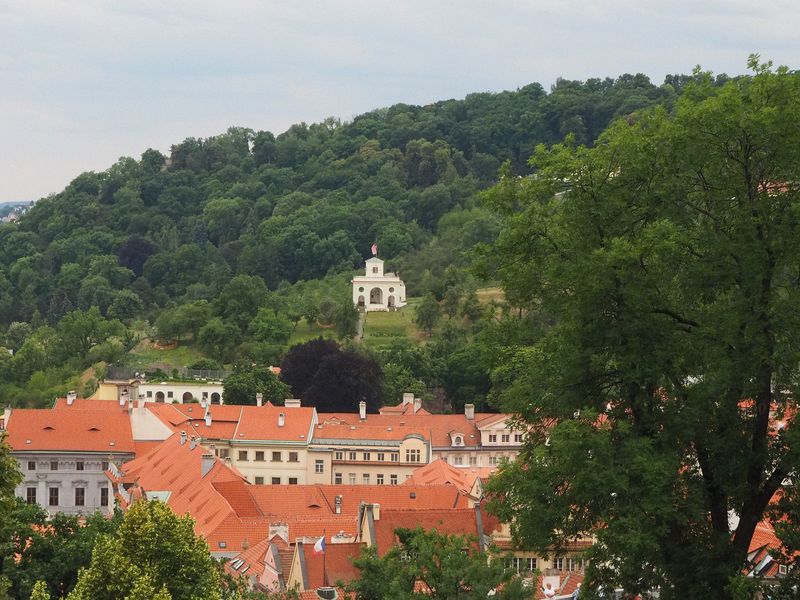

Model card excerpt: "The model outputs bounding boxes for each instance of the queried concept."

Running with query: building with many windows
[4,402,134,516]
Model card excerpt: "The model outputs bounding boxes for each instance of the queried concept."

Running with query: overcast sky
[1,0,798,203]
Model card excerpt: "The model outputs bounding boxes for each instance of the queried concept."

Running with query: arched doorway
[182,391,193,403]
[211,392,221,405]
[388,295,395,308]
[369,287,383,305]
[155,391,165,403]
[357,295,365,308]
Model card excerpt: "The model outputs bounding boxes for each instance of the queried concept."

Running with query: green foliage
[68,500,220,600]
[29,580,49,600]
[348,528,526,600]
[223,365,291,405]
[414,294,440,336]
[484,63,800,599]
[198,318,241,363]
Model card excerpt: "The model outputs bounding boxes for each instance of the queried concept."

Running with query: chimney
[269,522,289,542]
[2,406,10,428]
[179,430,187,445]
[66,391,77,406]
[372,503,380,521]
[205,410,212,427]
[119,389,128,407]
[200,397,207,409]
[284,399,301,408]
[402,393,414,407]
[127,397,134,415]
[278,413,285,427]
[256,393,263,407]
[413,397,421,413]
[189,435,197,450]
[359,401,366,420]
[464,403,475,420]
[201,453,214,477]
[335,495,342,514]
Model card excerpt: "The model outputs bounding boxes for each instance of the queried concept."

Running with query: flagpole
[323,529,328,587]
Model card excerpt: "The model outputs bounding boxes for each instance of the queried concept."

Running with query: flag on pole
[370,243,378,256]
[313,535,326,555]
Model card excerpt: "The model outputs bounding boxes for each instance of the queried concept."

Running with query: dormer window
[450,433,464,447]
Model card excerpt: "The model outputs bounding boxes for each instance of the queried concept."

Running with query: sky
[1,0,799,203]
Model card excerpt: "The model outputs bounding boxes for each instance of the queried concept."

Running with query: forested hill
[0,73,698,326]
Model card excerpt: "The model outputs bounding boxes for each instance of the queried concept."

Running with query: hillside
[0,72,709,407]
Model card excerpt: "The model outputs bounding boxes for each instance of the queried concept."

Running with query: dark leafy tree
[279,338,340,398]
[303,347,383,413]
[223,365,291,405]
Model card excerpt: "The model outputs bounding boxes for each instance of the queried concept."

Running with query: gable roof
[5,408,135,453]
[370,508,484,557]
[404,459,492,497]
[297,541,364,589]
[233,405,315,442]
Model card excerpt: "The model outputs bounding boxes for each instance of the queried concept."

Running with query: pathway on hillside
[355,311,365,342]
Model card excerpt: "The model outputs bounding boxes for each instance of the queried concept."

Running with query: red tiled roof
[6,408,134,453]
[225,537,270,580]
[372,508,482,556]
[404,459,490,495]
[53,398,125,410]
[300,542,363,589]
[245,484,469,518]
[234,405,315,442]
[533,572,585,599]
[133,440,163,458]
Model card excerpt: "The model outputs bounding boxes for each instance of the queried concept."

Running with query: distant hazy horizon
[2,0,799,203]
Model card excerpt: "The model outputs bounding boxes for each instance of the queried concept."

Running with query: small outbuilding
[352,257,406,312]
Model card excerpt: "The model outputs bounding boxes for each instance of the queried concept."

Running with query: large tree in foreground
[484,58,800,600]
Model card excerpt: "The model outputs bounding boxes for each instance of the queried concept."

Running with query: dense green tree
[223,365,291,405]
[333,298,360,339]
[198,318,241,363]
[56,307,123,359]
[247,308,293,346]
[67,500,220,600]
[484,60,800,599]
[414,294,440,336]
[348,528,526,600]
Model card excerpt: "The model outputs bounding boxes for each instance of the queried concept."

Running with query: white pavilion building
[352,257,407,312]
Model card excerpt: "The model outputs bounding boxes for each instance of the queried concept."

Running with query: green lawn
[288,322,338,346]
[361,298,423,347]
[126,340,208,371]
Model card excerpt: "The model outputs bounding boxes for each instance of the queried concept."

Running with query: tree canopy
[484,59,800,599]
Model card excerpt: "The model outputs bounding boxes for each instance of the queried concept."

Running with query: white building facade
[352,257,407,312]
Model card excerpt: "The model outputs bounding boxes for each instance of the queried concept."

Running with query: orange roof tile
[404,459,489,496]
[300,541,364,589]
[234,405,315,442]
[6,408,134,453]
[53,398,125,410]
[372,508,482,556]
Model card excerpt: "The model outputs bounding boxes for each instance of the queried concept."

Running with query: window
[50,460,58,471]
[100,487,109,507]
[779,564,788,575]
[288,451,299,462]
[255,451,265,461]
[146,391,153,398]
[390,474,398,485]
[511,557,537,572]
[489,456,497,466]
[363,452,370,461]
[454,436,462,446]
[501,434,510,443]
[405,449,420,463]
[335,451,343,461]
[363,474,370,484]
[271,477,281,485]
[454,455,463,465]
[527,557,537,571]
[272,451,282,462]
[553,557,564,571]
[76,460,84,471]
[565,558,584,572]
[167,391,173,398]
[514,434,523,443]
[488,434,497,443]
[377,474,384,485]
[348,473,356,485]
[377,452,385,461]
[26,487,36,504]
[27,461,35,471]
[469,456,478,466]
[255,477,264,484]
[75,487,85,506]
[372,267,378,273]
[391,453,399,462]
[349,452,357,461]
[102,461,109,471]
[217,449,230,459]
[315,460,324,474]
[334,473,343,484]
[202,392,208,399]
[238,451,248,461]
[48,488,59,506]
[288,477,298,485]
